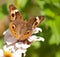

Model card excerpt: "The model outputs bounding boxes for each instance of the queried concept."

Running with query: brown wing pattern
[9,5,23,21]
[27,16,44,29]
[9,4,44,40]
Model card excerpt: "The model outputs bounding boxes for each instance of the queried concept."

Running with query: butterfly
[9,4,44,41]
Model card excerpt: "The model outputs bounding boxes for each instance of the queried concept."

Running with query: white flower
[3,29,17,45]
[15,42,22,48]
[38,37,45,42]
[28,35,45,42]
[28,35,38,42]
[3,45,10,52]
[0,49,4,57]
[33,27,42,34]
[3,27,45,57]
[15,43,30,49]
[0,49,12,57]
[21,44,30,49]
[12,49,22,57]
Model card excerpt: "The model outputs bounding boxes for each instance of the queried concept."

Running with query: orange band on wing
[19,30,32,40]
[9,22,33,40]
[9,23,19,39]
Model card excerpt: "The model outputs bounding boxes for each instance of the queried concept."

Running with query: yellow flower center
[4,51,12,57]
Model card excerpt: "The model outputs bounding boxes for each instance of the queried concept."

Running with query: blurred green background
[0,0,60,57]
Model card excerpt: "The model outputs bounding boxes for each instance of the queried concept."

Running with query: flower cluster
[0,27,44,57]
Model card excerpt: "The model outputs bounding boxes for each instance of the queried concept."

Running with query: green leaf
[0,7,5,19]
[32,42,41,49]
[56,51,60,57]
[35,0,45,9]
[48,16,60,45]
[44,9,55,18]
[0,38,4,49]
[15,0,28,9]
[0,4,8,19]
[50,0,60,3]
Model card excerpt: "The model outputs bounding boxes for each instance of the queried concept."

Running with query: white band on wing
[11,9,19,14]
[36,17,39,20]
[36,16,40,23]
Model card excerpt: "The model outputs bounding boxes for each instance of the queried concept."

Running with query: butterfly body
[9,5,44,40]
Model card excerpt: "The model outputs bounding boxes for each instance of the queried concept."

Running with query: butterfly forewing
[9,5,23,21]
[27,16,44,29]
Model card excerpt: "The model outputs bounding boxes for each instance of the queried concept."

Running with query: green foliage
[56,51,60,57]
[0,4,8,19]
[0,38,4,49]
[15,0,28,9]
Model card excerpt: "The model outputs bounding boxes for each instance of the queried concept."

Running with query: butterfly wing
[9,5,27,40]
[9,5,44,40]
[19,16,44,40]
[27,16,44,29]
[9,4,23,21]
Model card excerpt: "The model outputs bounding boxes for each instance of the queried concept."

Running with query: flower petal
[28,35,38,42]
[12,49,22,57]
[3,29,17,45]
[33,27,42,34]
[21,44,30,49]
[38,37,45,42]
[15,42,22,48]
[28,35,45,42]
[3,45,10,52]
[0,49,4,57]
